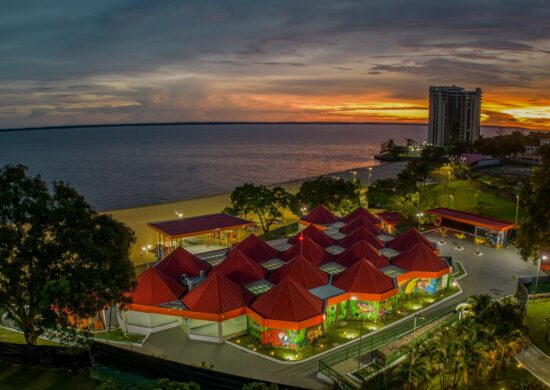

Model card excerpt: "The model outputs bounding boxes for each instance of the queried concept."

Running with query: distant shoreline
[0,121,526,133]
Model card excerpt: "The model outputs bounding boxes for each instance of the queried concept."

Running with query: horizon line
[0,121,534,133]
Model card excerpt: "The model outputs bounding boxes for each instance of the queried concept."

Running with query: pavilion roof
[341,207,380,225]
[288,224,336,248]
[155,246,211,279]
[228,233,280,263]
[336,240,390,268]
[391,243,449,273]
[148,213,254,239]
[425,207,515,231]
[250,278,323,322]
[301,204,339,225]
[181,273,253,314]
[338,226,384,250]
[333,259,396,295]
[131,267,186,306]
[209,250,267,286]
[268,255,329,289]
[340,216,382,235]
[279,235,332,265]
[386,228,436,252]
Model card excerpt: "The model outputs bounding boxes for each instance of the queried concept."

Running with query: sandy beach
[106,161,409,264]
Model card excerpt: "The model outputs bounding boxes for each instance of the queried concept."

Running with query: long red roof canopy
[425,207,515,231]
[148,213,254,239]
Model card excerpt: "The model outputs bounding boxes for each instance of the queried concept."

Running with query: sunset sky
[1,0,550,130]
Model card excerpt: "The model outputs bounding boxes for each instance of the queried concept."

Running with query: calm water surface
[0,124,501,210]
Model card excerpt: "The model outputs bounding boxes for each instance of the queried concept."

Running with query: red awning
[181,273,253,314]
[268,255,329,289]
[336,240,390,268]
[333,259,396,296]
[228,233,280,263]
[131,267,186,306]
[250,278,323,322]
[301,204,339,225]
[425,207,515,231]
[148,213,254,239]
[155,247,211,279]
[386,227,437,252]
[340,216,382,235]
[338,226,384,250]
[209,250,267,285]
[279,235,333,265]
[391,242,449,273]
[288,224,336,248]
[341,207,381,225]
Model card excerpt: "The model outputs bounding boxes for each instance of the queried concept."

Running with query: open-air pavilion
[148,213,254,258]
[426,207,515,249]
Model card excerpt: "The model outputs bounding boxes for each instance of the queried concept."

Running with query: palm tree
[393,345,432,390]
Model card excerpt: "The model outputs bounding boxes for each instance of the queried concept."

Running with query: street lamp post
[416,212,424,230]
[515,195,520,225]
[448,194,454,208]
[408,314,425,387]
[351,170,357,180]
[368,167,373,187]
[533,255,547,301]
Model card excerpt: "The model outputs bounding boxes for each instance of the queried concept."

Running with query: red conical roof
[181,273,253,314]
[229,233,280,263]
[131,267,186,306]
[250,278,323,322]
[279,236,332,265]
[288,224,336,248]
[210,250,267,285]
[340,215,381,235]
[341,207,380,225]
[338,226,384,250]
[268,255,329,289]
[333,259,396,295]
[336,240,390,268]
[155,246,211,279]
[301,204,339,225]
[387,228,436,252]
[391,243,449,273]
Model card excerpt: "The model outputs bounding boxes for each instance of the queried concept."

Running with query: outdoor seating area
[123,205,454,357]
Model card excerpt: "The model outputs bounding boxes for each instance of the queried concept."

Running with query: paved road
[129,233,538,389]
[516,346,550,387]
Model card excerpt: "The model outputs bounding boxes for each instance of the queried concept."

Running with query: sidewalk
[516,346,550,387]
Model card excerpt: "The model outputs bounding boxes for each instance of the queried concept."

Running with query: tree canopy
[0,165,136,344]
[224,183,291,238]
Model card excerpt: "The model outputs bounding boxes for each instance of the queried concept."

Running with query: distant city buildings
[428,86,482,146]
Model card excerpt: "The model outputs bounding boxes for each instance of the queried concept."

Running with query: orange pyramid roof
[210,250,267,285]
[288,224,336,247]
[131,267,186,306]
[341,207,380,225]
[340,215,382,235]
[250,278,323,322]
[336,240,390,268]
[181,273,253,314]
[228,233,280,263]
[391,243,449,273]
[301,204,339,225]
[279,235,332,265]
[387,228,436,252]
[268,255,329,289]
[338,226,384,250]
[333,259,396,295]
[155,247,211,279]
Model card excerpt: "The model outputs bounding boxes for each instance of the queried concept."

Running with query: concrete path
[516,346,550,387]
[123,232,538,389]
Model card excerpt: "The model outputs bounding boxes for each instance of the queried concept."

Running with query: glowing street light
[350,170,357,180]
[533,254,547,301]
[448,194,454,208]
[368,167,373,187]
[416,212,424,230]
[515,195,520,225]
[175,211,184,218]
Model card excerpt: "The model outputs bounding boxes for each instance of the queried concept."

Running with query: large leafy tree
[515,145,550,261]
[224,184,291,238]
[292,176,364,215]
[0,165,135,344]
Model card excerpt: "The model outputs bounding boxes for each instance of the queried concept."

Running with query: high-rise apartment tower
[428,86,482,146]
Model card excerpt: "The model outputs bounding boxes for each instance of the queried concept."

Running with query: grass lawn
[525,298,550,356]
[0,326,58,346]
[0,364,100,390]
[94,329,145,344]
[422,180,517,222]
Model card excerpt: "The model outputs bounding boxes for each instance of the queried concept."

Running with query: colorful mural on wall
[246,317,323,349]
[400,275,449,295]
[348,298,396,320]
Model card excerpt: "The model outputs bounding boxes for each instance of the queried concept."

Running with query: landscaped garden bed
[93,329,145,344]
